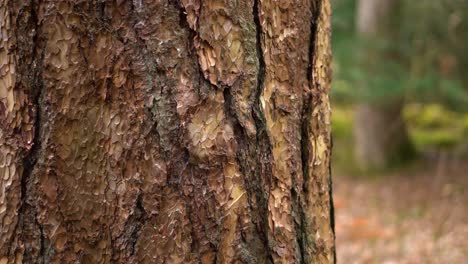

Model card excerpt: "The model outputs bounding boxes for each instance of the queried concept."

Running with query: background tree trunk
[354,0,413,169]
[354,102,413,168]
[0,0,334,263]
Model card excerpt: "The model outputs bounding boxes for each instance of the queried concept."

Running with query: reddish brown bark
[0,0,334,263]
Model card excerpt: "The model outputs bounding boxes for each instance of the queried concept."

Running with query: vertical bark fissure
[127,193,146,258]
[182,0,276,260]
[298,0,324,261]
[290,183,305,263]
[35,214,45,263]
[328,137,336,264]
[26,0,46,257]
[111,7,155,259]
[252,0,275,262]
[304,0,321,203]
[134,2,201,260]
[184,195,202,263]
[10,0,46,260]
[304,0,336,261]
[171,3,206,262]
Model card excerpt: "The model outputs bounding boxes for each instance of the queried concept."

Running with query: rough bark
[353,0,413,169]
[0,0,334,263]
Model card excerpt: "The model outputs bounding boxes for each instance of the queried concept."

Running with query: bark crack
[328,136,336,264]
[36,215,46,263]
[10,0,46,260]
[303,0,321,193]
[157,2,202,262]
[298,0,323,262]
[127,193,146,257]
[252,0,274,263]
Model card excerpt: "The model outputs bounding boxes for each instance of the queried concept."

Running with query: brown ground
[334,165,468,263]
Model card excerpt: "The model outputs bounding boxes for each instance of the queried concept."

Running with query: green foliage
[332,104,468,174]
[331,0,468,109]
[331,107,353,138]
[404,104,466,149]
[331,107,359,174]
[404,104,455,129]
[411,130,460,149]
[331,106,415,176]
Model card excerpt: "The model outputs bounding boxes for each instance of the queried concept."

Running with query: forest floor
[334,163,468,263]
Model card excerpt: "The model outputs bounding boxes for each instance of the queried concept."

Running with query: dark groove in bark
[303,0,321,195]
[181,0,276,259]
[127,193,146,257]
[222,85,246,139]
[168,6,202,264]
[252,0,274,263]
[299,0,323,261]
[169,3,205,262]
[124,3,198,262]
[221,79,272,262]
[329,136,336,264]
[10,1,46,260]
[97,1,106,21]
[222,85,272,263]
[291,184,305,264]
[117,9,158,259]
[184,197,202,263]
[36,215,45,264]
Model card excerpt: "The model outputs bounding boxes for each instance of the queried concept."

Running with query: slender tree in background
[353,0,413,169]
[0,0,335,263]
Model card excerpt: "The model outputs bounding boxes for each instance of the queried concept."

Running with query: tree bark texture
[0,0,334,263]
[354,0,413,169]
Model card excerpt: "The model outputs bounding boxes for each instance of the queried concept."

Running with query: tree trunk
[0,0,334,263]
[354,102,413,168]
[353,0,413,169]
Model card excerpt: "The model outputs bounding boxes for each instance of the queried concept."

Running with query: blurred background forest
[330,0,468,262]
